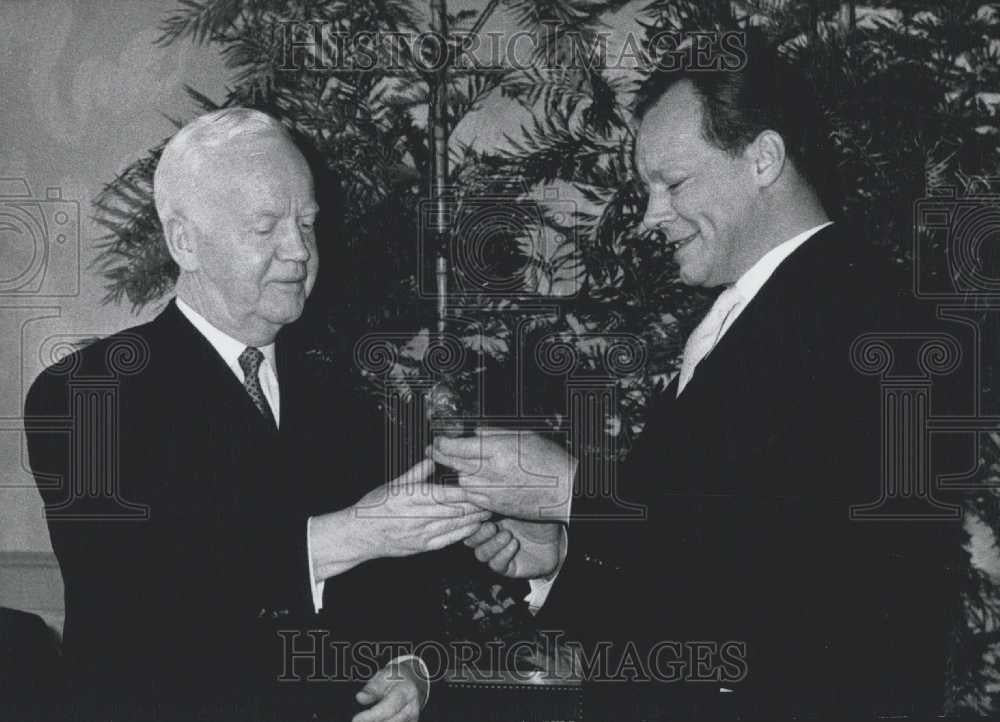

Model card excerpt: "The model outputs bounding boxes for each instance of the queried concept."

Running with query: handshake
[313,430,577,584]
[433,429,577,580]
[305,430,577,722]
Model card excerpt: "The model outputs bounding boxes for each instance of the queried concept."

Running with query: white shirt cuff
[306,516,325,613]
[392,654,431,707]
[525,576,556,613]
[524,525,568,614]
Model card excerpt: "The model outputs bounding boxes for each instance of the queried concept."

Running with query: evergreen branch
[470,0,503,36]
[157,0,245,46]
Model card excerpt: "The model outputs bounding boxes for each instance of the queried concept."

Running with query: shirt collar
[732,221,833,303]
[174,297,277,377]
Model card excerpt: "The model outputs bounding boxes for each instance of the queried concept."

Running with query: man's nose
[277,225,311,262]
[641,189,677,232]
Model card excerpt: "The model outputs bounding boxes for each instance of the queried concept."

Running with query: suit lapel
[674,224,847,404]
[628,226,854,497]
[274,328,309,440]
[160,300,280,438]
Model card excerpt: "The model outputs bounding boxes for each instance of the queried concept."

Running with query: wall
[0,0,227,625]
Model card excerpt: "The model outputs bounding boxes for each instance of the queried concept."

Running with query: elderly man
[25,109,490,721]
[434,40,963,718]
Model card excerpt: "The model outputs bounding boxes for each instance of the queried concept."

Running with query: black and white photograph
[1,1,999,720]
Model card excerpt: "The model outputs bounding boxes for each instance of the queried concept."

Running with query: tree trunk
[839,1,856,31]
[429,0,449,334]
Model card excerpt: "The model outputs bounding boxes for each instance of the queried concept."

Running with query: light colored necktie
[238,347,276,428]
[677,286,744,396]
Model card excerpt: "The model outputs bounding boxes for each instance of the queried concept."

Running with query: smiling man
[434,38,963,718]
[25,109,489,722]
[633,74,830,291]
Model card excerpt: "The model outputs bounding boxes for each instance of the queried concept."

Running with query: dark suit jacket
[24,300,441,720]
[542,226,966,718]
[0,607,62,702]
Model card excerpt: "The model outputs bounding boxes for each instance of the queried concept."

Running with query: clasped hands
[347,428,575,581]
[431,428,576,580]
[312,429,574,582]
[310,430,575,722]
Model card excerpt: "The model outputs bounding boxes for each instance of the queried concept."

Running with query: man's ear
[162,216,199,272]
[747,130,786,188]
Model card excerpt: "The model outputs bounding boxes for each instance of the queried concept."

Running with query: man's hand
[310,459,492,581]
[465,518,563,579]
[431,429,577,522]
[353,658,427,722]
[352,459,492,558]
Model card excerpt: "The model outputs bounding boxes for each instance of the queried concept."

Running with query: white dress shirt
[526,222,834,611]
[176,297,280,425]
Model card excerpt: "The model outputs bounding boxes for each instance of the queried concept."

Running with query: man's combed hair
[633,33,843,216]
[153,108,294,224]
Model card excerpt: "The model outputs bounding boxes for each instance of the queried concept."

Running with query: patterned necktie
[238,347,276,428]
[677,286,744,396]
